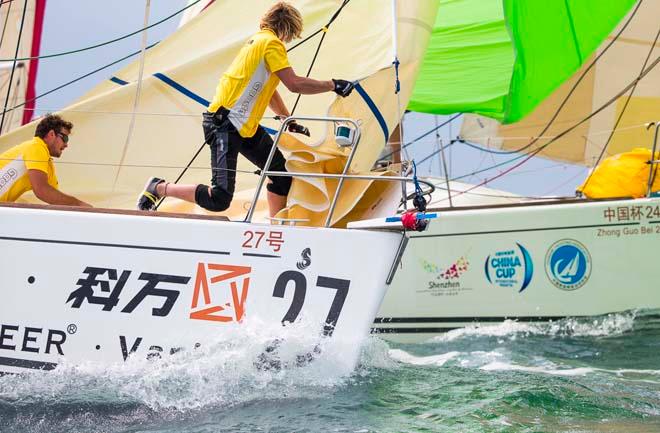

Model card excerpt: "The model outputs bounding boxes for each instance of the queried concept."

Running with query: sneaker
[136,177,165,211]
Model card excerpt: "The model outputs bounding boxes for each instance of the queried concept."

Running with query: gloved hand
[332,79,355,97]
[287,121,310,137]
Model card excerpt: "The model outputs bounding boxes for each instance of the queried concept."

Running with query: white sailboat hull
[0,204,401,373]
[375,197,660,342]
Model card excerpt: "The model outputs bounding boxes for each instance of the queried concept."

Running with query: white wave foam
[388,349,460,366]
[480,361,594,376]
[430,312,637,342]
[0,318,362,411]
[607,368,660,376]
[431,320,538,342]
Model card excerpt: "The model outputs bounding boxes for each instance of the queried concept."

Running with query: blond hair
[259,2,303,42]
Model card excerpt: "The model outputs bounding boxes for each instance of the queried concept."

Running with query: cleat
[136,177,165,211]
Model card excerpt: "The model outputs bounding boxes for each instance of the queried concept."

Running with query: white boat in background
[368,195,660,342]
[366,0,660,341]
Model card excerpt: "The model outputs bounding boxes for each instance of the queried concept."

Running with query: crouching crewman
[0,114,92,207]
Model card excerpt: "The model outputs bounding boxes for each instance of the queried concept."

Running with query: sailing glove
[332,79,355,97]
[287,121,310,137]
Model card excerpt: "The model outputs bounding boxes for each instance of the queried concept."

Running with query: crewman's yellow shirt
[208,29,290,138]
[0,136,58,202]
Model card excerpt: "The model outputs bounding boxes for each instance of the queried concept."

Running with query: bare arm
[268,90,290,118]
[276,67,333,95]
[28,169,92,207]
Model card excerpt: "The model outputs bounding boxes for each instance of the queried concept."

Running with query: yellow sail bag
[577,148,660,198]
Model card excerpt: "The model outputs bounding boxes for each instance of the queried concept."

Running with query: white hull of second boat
[0,204,403,373]
[372,196,660,342]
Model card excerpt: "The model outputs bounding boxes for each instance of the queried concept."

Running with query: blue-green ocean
[1,310,659,433]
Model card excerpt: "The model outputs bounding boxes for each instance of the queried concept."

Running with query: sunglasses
[56,132,69,144]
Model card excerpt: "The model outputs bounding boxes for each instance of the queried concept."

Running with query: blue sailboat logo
[545,240,591,290]
[554,251,581,283]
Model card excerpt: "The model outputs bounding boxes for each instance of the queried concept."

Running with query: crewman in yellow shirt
[0,114,91,207]
[137,1,354,216]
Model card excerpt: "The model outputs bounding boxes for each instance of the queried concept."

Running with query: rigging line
[580,24,660,192]
[0,156,264,174]
[461,120,651,141]
[287,0,349,52]
[5,72,19,127]
[450,54,660,184]
[3,4,369,120]
[428,115,439,173]
[469,137,493,183]
[19,106,284,119]
[430,189,571,202]
[428,184,565,201]
[157,1,352,210]
[380,113,461,161]
[456,138,538,155]
[435,118,443,175]
[0,73,10,91]
[391,0,407,170]
[540,167,589,196]
[153,138,206,211]
[485,136,498,181]
[0,0,26,134]
[0,42,159,117]
[451,54,660,198]
[290,0,350,115]
[415,139,457,166]
[0,0,13,52]
[289,29,325,115]
[113,0,151,190]
[495,0,644,156]
[0,0,203,62]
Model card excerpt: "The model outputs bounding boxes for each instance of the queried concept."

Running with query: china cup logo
[545,239,591,291]
[484,243,533,293]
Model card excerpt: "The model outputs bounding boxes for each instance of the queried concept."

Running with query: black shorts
[202,111,291,197]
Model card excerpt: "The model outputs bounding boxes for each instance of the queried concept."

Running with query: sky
[33,0,588,199]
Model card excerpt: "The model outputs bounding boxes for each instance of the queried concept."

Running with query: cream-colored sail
[0,0,438,224]
[460,0,659,167]
[0,0,43,134]
[178,0,215,28]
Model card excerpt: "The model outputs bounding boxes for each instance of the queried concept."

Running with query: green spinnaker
[407,0,637,124]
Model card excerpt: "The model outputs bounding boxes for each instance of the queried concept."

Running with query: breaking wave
[430,310,640,342]
[0,318,363,413]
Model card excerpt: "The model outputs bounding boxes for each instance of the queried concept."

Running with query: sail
[178,0,215,28]
[408,0,637,124]
[0,0,438,223]
[0,0,46,134]
[460,0,659,166]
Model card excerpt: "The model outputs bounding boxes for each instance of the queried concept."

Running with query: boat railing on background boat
[245,115,436,226]
[646,121,660,197]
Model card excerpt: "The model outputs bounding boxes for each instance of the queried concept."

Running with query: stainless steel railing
[244,115,433,227]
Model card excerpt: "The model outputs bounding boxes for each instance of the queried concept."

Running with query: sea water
[1,310,659,433]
